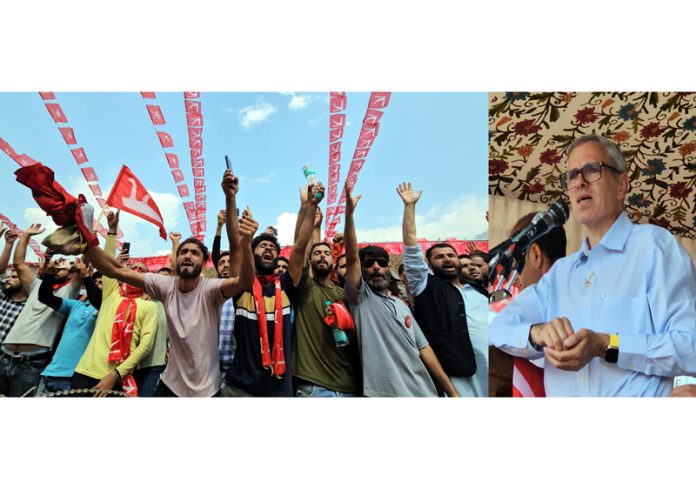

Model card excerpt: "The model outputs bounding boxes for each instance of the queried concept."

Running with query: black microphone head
[547,199,570,226]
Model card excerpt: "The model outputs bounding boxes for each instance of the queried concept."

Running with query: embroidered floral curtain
[489,92,696,241]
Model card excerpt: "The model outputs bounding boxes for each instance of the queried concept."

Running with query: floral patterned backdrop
[489,92,696,240]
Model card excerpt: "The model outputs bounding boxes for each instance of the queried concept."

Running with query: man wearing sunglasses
[342,183,458,397]
[489,133,696,396]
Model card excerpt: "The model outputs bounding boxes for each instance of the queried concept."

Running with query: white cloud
[239,100,277,129]
[281,92,312,111]
[356,196,488,243]
[273,211,298,246]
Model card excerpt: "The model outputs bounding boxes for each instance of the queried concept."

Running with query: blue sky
[0,92,488,259]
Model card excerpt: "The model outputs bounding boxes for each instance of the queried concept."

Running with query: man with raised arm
[398,182,485,396]
[342,183,459,397]
[86,169,256,397]
[222,183,325,397]
[0,224,81,397]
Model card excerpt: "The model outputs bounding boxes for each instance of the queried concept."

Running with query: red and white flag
[190,148,203,159]
[140,92,156,99]
[146,105,166,125]
[192,167,205,177]
[363,109,383,125]
[188,127,202,140]
[39,92,56,100]
[329,152,341,164]
[185,100,201,114]
[329,127,343,142]
[165,153,179,169]
[368,92,391,109]
[89,184,103,197]
[59,127,77,145]
[360,123,379,140]
[356,138,373,149]
[186,112,203,127]
[195,193,206,202]
[512,359,546,398]
[45,103,68,123]
[0,138,17,158]
[329,142,341,155]
[71,147,88,164]
[106,165,167,239]
[330,114,346,128]
[190,138,202,149]
[157,131,174,148]
[81,167,98,182]
[172,169,185,183]
[177,184,190,198]
[184,92,200,99]
[353,148,370,159]
[14,154,37,167]
[330,94,347,112]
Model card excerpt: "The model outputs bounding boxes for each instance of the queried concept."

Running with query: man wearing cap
[0,225,81,397]
[489,133,696,396]
[342,183,459,397]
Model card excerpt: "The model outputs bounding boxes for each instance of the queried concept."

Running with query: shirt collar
[574,211,633,264]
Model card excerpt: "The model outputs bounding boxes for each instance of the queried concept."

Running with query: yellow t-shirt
[74,236,157,380]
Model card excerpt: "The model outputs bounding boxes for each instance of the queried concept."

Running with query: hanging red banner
[177,184,189,197]
[0,137,17,158]
[146,105,166,125]
[329,142,341,155]
[368,92,391,109]
[185,100,201,114]
[191,158,204,168]
[329,127,344,142]
[359,124,379,139]
[363,109,383,125]
[190,148,203,159]
[186,113,203,127]
[330,94,347,112]
[15,154,38,167]
[45,103,68,123]
[141,92,156,98]
[81,167,98,182]
[88,184,103,197]
[59,127,77,145]
[192,167,205,177]
[71,147,88,164]
[165,153,179,169]
[157,131,174,147]
[188,127,202,139]
[184,92,200,99]
[39,92,56,100]
[172,169,185,183]
[330,114,346,127]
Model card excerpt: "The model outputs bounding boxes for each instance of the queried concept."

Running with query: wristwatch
[603,334,619,364]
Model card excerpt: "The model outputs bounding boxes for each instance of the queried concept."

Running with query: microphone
[488,199,570,285]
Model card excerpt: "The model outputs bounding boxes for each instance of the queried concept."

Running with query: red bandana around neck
[108,283,143,396]
[252,275,285,378]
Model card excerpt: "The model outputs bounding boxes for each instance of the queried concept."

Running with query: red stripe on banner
[59,127,77,145]
[191,158,204,168]
[39,92,56,100]
[190,148,202,159]
[141,92,156,99]
[330,94,346,113]
[165,153,179,169]
[188,127,202,139]
[189,138,202,149]
[192,167,204,177]
[0,137,18,158]
[45,103,68,123]
[172,169,185,183]
[368,92,391,109]
[71,147,88,164]
[177,184,190,198]
[363,108,383,125]
[184,92,200,99]
[185,100,201,114]
[15,154,38,167]
[330,113,346,128]
[186,112,203,127]
[195,193,206,202]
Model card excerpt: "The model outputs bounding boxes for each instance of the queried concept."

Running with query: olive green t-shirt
[292,269,355,393]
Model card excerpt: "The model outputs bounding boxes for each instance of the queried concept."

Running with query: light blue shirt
[42,299,97,378]
[489,212,696,397]
[403,245,488,397]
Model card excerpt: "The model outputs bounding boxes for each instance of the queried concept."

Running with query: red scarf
[252,275,285,378]
[52,280,71,292]
[108,283,142,396]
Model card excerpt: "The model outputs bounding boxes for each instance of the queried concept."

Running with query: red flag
[0,138,17,158]
[172,169,185,183]
[512,358,546,398]
[188,127,202,139]
[184,92,200,99]
[194,177,205,188]
[14,154,38,167]
[329,91,345,97]
[356,138,373,149]
[191,158,204,168]
[45,103,68,123]
[186,112,203,127]
[183,201,196,212]
[196,209,206,220]
[177,184,190,198]
[81,166,98,182]
[192,167,205,177]
[146,105,166,125]
[330,94,346,113]
[141,92,156,99]
[39,92,56,100]
[368,92,391,109]
[96,197,107,208]
[106,165,167,239]
[197,202,206,213]
[329,142,341,155]
[185,100,201,114]
[330,114,346,128]
[89,184,103,197]
[71,147,88,164]
[329,127,343,142]
[195,193,206,202]
[354,148,370,159]
[363,109,383,125]
[157,131,174,148]
[190,138,202,149]
[359,123,379,139]
[165,153,179,169]
[329,152,341,164]
[59,127,77,145]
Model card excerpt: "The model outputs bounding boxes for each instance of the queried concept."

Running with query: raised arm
[169,231,181,272]
[293,186,310,243]
[397,182,422,247]
[221,208,258,299]
[289,183,324,286]
[0,227,18,274]
[343,182,362,289]
[303,207,323,263]
[13,223,44,291]
[222,170,242,279]
[37,263,62,312]
[212,209,225,268]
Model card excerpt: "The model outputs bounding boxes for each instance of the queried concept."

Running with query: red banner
[39,92,56,100]
[146,105,166,125]
[178,184,190,198]
[185,100,201,114]
[165,153,179,169]
[45,103,67,123]
[141,92,156,99]
[186,113,203,127]
[81,167,98,182]
[172,169,185,183]
[71,147,88,164]
[59,127,77,145]
[156,131,174,148]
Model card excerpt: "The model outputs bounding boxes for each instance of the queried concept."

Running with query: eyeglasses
[560,161,622,190]
[362,257,389,268]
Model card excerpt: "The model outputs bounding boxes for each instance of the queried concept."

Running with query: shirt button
[584,251,589,257]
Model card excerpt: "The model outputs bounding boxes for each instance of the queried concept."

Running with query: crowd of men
[0,169,489,397]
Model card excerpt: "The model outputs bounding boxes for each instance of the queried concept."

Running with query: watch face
[605,347,619,364]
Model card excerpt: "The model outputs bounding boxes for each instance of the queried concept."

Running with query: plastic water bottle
[302,165,324,200]
[324,301,348,347]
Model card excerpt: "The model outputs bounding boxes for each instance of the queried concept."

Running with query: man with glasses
[489,133,696,396]
[342,183,458,397]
